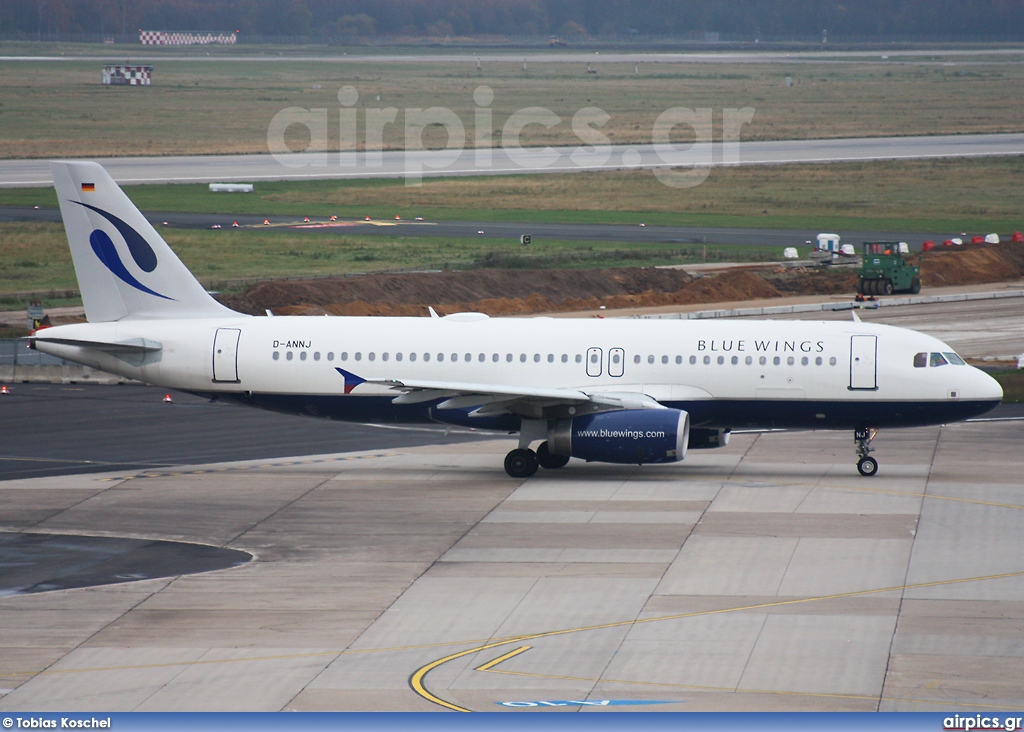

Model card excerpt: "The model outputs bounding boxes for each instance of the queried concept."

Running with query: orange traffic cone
[1,385,9,395]
[163,393,173,403]
[232,221,239,227]
[263,219,270,225]
[329,214,337,221]
[395,215,401,220]
[303,216,310,222]
[365,216,371,221]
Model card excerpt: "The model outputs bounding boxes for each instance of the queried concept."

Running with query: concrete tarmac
[2,421,1024,711]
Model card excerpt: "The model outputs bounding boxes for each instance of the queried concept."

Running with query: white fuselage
[34,314,1002,431]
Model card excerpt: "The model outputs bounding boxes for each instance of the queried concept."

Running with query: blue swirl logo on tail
[73,201,173,300]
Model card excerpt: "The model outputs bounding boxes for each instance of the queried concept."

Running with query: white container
[783,247,800,259]
[209,183,254,193]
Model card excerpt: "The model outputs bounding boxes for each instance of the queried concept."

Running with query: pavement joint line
[5,570,1023,699]
[408,568,1024,712]
[97,452,398,481]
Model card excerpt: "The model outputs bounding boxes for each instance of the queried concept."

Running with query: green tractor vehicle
[856,241,922,296]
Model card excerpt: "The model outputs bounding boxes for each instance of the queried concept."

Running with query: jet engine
[547,409,690,465]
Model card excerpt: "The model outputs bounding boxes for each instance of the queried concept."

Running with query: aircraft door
[849,335,877,390]
[586,347,603,377]
[213,328,241,383]
[609,347,625,377]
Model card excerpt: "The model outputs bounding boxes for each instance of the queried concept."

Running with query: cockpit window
[944,352,967,366]
[913,352,927,368]
[930,352,949,367]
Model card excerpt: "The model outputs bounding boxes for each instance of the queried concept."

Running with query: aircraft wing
[367,377,665,418]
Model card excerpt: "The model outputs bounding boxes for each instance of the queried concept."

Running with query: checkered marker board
[139,31,237,45]
[102,65,153,86]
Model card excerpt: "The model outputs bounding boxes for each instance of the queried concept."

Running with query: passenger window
[381,353,389,362]
[612,353,620,364]
[731,356,738,365]
[773,357,780,365]
[591,353,600,364]
[341,352,349,361]
[661,355,668,364]
[437,353,444,362]
[314,352,320,361]
[410,353,417,362]
[300,351,307,361]
[648,355,654,364]
[287,352,294,361]
[273,351,280,360]
[561,354,568,363]
[787,357,794,366]
[478,353,485,362]
[520,354,527,363]
[492,353,499,362]
[745,356,753,365]
[354,352,362,361]
[634,355,641,364]
[368,352,375,362]
[576,354,582,363]
[676,356,683,365]
[930,352,948,367]
[689,355,697,365]
[424,353,430,362]
[944,352,966,365]
[506,353,513,362]
[703,355,710,365]
[815,357,822,366]
[759,356,766,365]
[396,353,403,362]
[534,354,541,363]
[913,352,927,368]
[548,354,554,363]
[829,357,837,366]
[801,357,808,366]
[327,352,334,361]
[452,354,459,362]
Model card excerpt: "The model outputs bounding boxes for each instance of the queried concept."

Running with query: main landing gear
[504,441,569,478]
[855,427,879,477]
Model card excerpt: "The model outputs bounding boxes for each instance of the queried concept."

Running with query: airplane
[30,161,1003,478]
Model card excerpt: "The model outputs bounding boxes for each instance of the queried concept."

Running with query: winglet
[335,368,366,394]
[428,306,440,319]
[851,311,862,323]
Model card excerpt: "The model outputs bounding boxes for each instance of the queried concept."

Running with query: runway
[3,133,1023,187]
[0,205,946,249]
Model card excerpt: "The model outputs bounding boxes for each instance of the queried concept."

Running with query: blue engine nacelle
[548,409,690,465]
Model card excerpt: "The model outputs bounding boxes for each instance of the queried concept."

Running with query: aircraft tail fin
[50,161,235,322]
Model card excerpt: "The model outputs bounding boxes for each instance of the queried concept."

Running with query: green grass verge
[992,371,1024,404]
[0,221,787,302]
[3,158,1022,234]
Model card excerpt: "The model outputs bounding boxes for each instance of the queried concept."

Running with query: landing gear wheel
[536,441,570,470]
[857,456,879,477]
[504,448,539,478]
[882,279,894,296]
[854,426,878,477]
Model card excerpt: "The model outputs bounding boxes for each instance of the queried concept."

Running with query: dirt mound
[221,268,785,317]
[217,244,1024,317]
[920,244,1024,287]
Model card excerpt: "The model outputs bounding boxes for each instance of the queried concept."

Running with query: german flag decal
[81,183,95,192]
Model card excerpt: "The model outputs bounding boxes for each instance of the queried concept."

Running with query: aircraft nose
[971,367,1003,403]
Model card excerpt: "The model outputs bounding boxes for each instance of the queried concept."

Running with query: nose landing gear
[855,427,878,476]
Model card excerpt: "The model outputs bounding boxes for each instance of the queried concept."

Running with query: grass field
[2,53,1024,158]
[0,220,786,301]
[3,157,1021,233]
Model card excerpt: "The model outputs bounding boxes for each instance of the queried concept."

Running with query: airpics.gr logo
[73,201,173,300]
